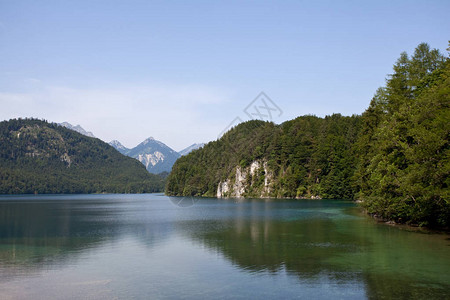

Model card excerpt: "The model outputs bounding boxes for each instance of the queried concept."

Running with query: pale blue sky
[1,0,449,150]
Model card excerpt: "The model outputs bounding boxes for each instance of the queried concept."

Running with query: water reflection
[168,196,199,208]
[175,198,450,298]
[0,195,174,281]
[0,195,448,299]
[178,199,362,278]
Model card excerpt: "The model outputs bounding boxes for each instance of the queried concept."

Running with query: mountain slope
[179,143,205,156]
[166,43,450,228]
[59,122,96,138]
[110,137,180,174]
[109,140,129,154]
[166,115,360,200]
[127,137,180,174]
[0,119,165,194]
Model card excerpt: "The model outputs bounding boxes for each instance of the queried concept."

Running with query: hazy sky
[1,0,449,151]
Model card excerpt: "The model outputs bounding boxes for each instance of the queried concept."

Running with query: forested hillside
[167,115,360,199]
[0,119,166,194]
[167,43,449,228]
[355,43,449,227]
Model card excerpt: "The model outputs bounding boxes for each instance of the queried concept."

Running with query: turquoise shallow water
[0,194,449,299]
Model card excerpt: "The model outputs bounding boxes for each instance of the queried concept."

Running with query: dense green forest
[167,115,360,199]
[167,43,449,228]
[0,119,166,194]
[355,43,449,227]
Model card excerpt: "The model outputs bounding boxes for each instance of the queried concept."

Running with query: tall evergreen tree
[167,43,449,228]
[357,43,449,227]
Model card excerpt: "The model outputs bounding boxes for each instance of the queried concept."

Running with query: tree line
[0,118,166,194]
[167,43,449,228]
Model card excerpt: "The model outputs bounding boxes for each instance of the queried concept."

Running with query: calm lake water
[0,194,449,299]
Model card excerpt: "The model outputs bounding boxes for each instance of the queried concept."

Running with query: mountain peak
[59,122,95,138]
[110,139,122,145]
[179,143,205,156]
[109,140,129,154]
[143,137,155,144]
[122,137,180,174]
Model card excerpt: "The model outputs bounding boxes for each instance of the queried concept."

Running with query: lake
[0,194,449,299]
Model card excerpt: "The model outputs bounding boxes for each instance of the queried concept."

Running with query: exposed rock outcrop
[217,159,273,198]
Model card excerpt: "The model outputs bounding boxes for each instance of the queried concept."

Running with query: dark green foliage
[356,43,449,228]
[167,115,361,199]
[0,118,165,194]
[167,42,449,228]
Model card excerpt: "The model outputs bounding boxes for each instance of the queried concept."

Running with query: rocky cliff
[216,160,272,198]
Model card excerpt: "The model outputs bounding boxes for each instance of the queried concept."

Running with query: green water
[0,194,448,299]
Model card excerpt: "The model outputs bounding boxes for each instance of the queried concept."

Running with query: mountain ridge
[57,122,203,174]
[109,140,129,154]
[110,137,180,174]
[0,118,165,194]
[59,122,95,138]
[179,143,205,156]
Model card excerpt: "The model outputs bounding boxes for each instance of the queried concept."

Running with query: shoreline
[364,210,450,234]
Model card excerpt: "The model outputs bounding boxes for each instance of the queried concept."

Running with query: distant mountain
[0,118,166,194]
[56,123,202,174]
[110,137,180,174]
[179,143,205,156]
[59,122,95,138]
[109,140,129,154]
